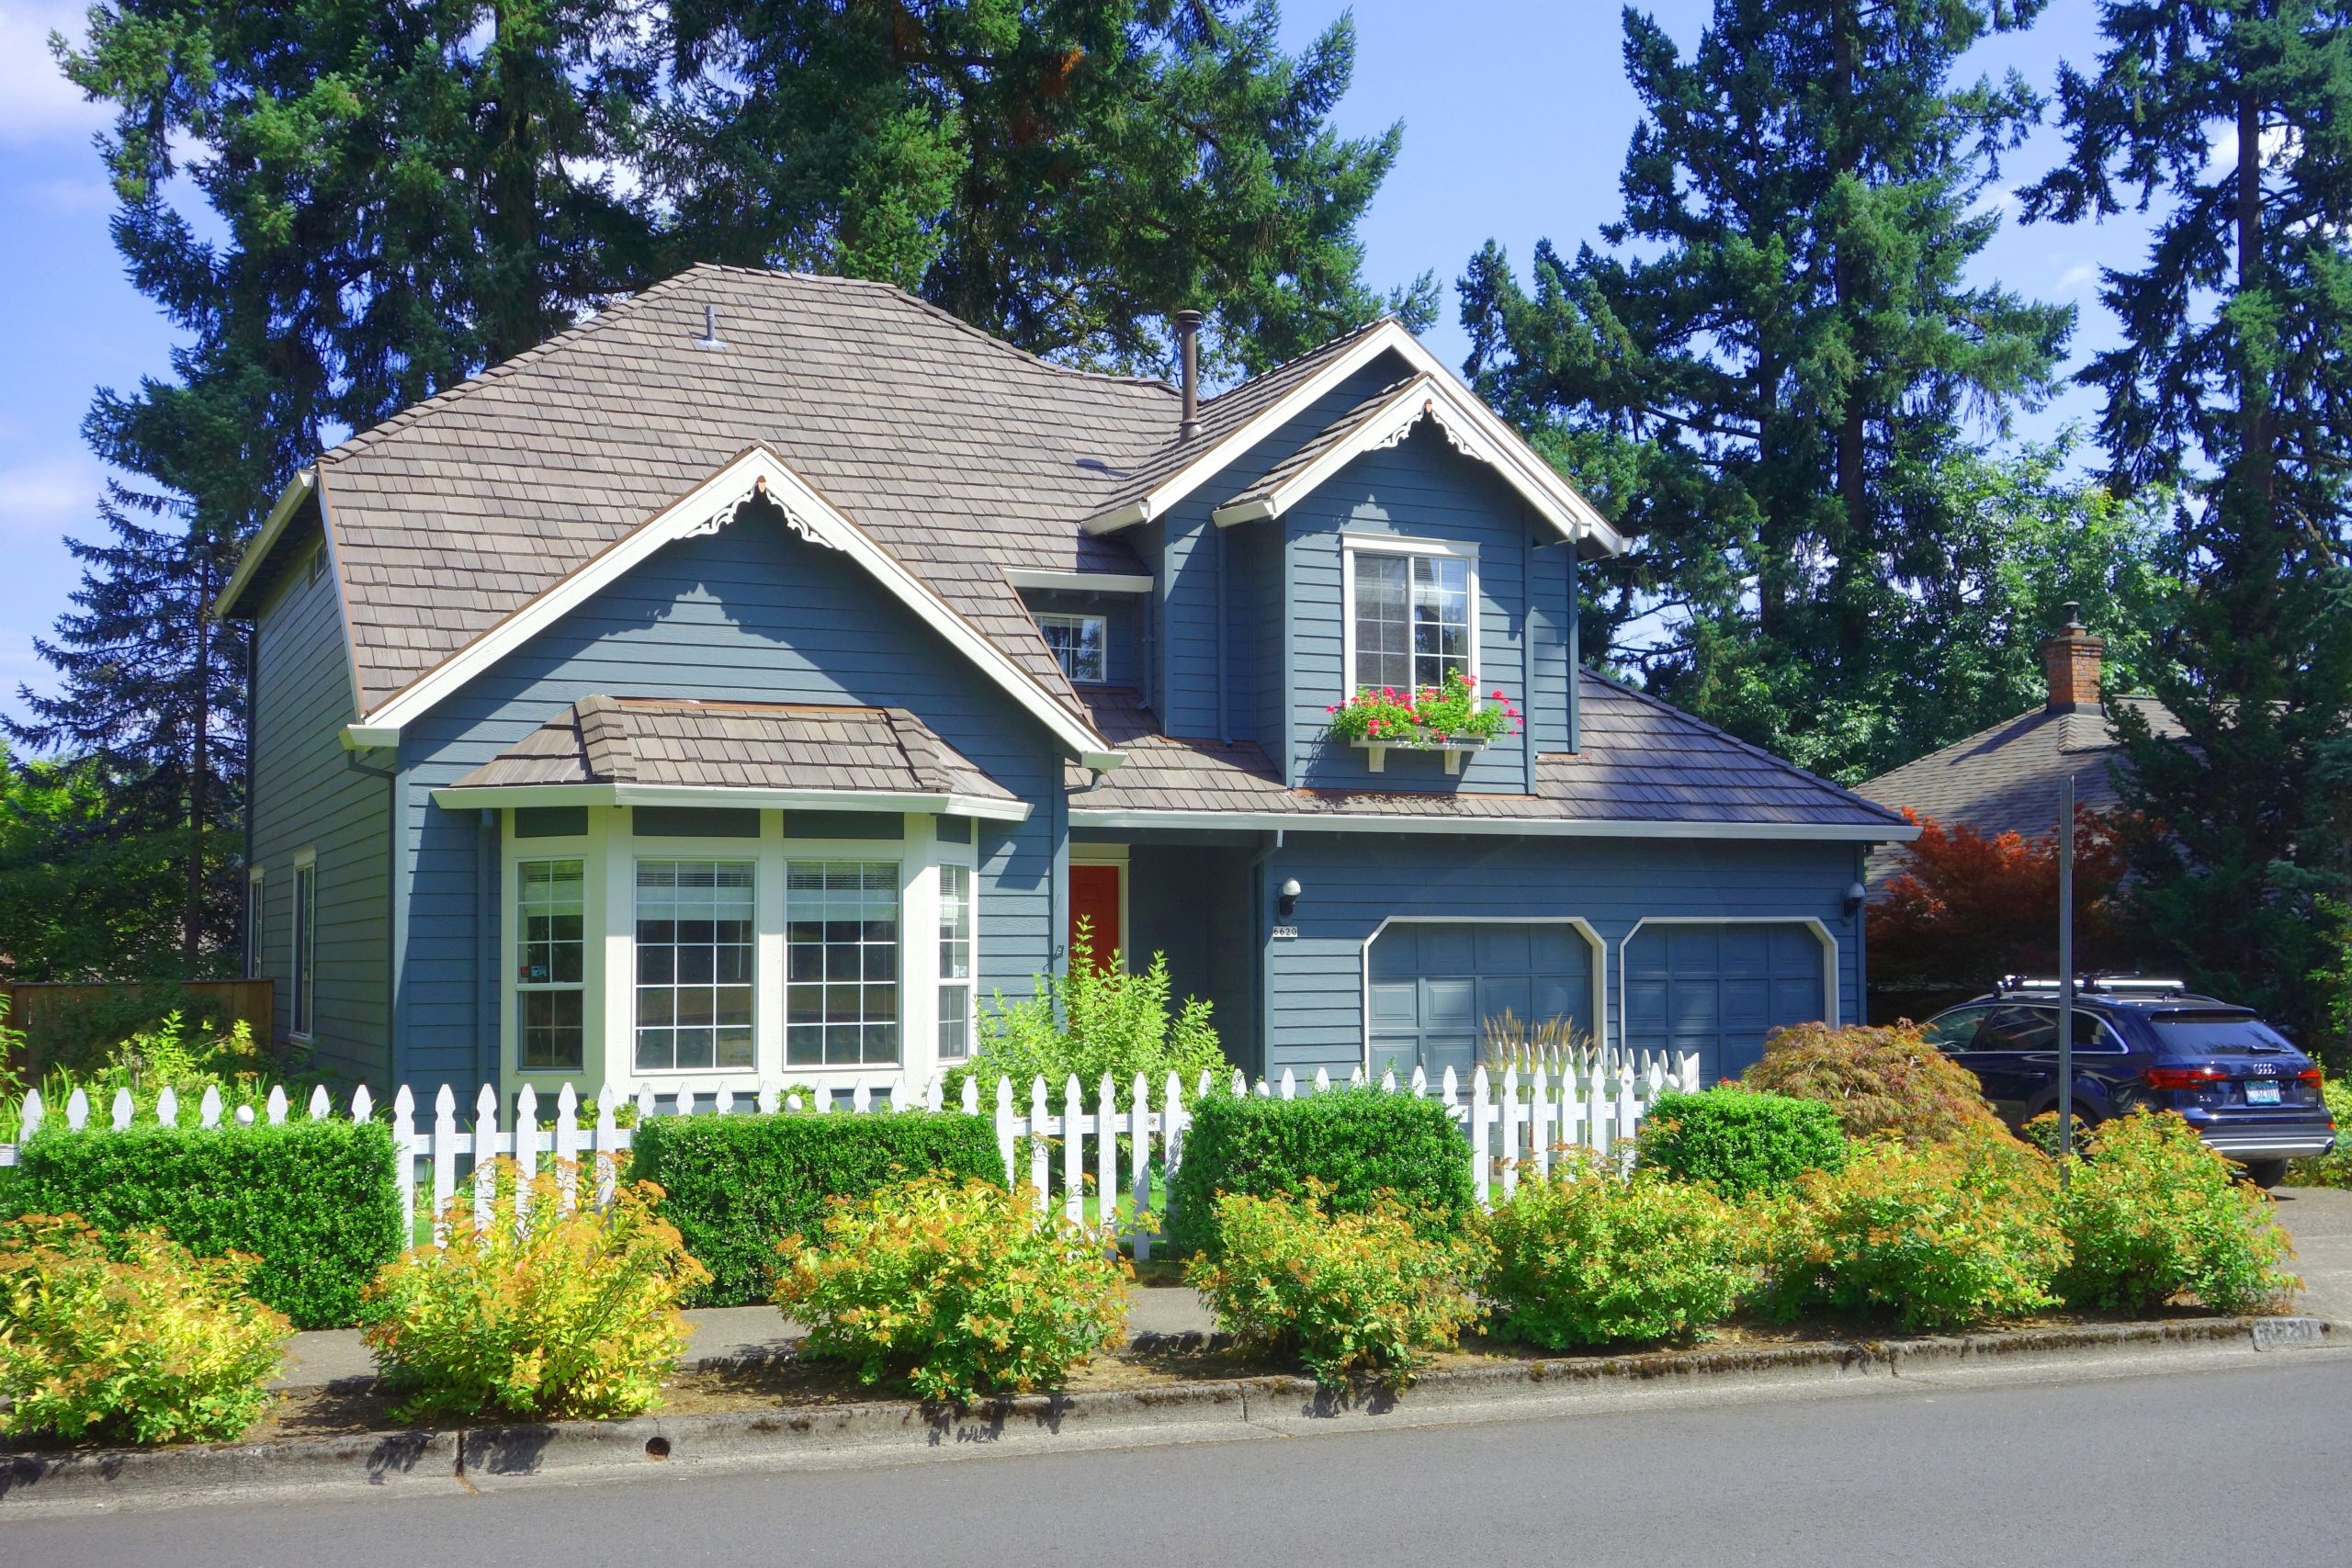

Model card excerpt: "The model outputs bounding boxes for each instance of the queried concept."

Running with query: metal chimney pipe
[1174,310,1204,441]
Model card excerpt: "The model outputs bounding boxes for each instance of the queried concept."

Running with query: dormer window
[1037,612,1108,684]
[1343,536,1476,694]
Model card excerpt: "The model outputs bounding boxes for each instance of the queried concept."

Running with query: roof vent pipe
[1174,309,1203,441]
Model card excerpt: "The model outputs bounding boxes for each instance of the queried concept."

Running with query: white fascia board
[1004,568,1155,593]
[1066,807,1917,842]
[215,468,318,618]
[432,782,1032,822]
[342,445,1123,770]
[1210,377,1593,544]
[1085,321,1628,557]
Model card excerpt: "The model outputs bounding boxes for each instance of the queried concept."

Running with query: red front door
[1069,863,1123,972]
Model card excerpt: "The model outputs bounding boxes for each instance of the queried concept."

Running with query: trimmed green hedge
[1634,1089,1849,1197]
[628,1111,1004,1306]
[1166,1089,1474,1256]
[0,1119,403,1329]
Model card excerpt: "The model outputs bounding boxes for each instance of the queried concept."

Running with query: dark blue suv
[1919,978,2335,1188]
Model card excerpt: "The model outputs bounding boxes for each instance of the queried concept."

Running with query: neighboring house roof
[1067,677,1911,840]
[435,695,1028,820]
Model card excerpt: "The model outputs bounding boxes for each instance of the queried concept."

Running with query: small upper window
[1349,547,1471,694]
[1036,614,1107,684]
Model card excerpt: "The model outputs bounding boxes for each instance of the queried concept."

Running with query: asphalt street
[13,1351,2351,1567]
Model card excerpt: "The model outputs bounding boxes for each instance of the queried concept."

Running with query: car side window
[1920,1007,1992,1053]
[1977,1007,2059,1052]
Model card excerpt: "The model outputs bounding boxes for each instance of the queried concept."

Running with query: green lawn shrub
[1634,1089,1849,1196]
[360,1158,707,1422]
[1186,1183,1488,1392]
[1482,1159,1748,1348]
[1,1118,402,1328]
[628,1109,1003,1305]
[777,1173,1128,1404]
[0,1214,288,1444]
[1741,1021,2007,1145]
[2287,1078,2352,1189]
[1164,1088,1475,1256]
[2054,1111,2297,1314]
[1751,1131,2066,1331]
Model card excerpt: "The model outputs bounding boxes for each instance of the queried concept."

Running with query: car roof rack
[1995,975,2189,998]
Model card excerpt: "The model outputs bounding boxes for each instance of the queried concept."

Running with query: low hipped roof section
[1066,680,1914,840]
[436,695,1029,820]
[1080,320,1626,556]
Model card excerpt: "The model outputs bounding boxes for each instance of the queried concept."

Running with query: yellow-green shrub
[360,1159,707,1422]
[2056,1111,2298,1314]
[0,1214,287,1444]
[1751,1132,2066,1331]
[1186,1183,1488,1392]
[1482,1160,1747,1348]
[775,1173,1129,1404]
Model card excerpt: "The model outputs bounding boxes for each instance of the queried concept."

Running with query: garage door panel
[1366,922,1599,1079]
[1625,922,1827,1086]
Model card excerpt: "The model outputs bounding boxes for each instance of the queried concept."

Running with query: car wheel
[2242,1158,2289,1190]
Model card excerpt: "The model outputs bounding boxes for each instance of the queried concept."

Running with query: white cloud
[0,2,103,146]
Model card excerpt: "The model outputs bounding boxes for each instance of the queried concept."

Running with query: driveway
[2275,1184,2352,1326]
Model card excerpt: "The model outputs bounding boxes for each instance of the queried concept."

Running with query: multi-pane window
[635,861,755,1072]
[786,862,900,1066]
[1036,613,1107,683]
[937,863,974,1061]
[290,860,316,1036]
[516,858,586,1070]
[1351,550,1471,694]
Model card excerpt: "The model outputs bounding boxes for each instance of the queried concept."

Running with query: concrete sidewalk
[277,1285,1216,1389]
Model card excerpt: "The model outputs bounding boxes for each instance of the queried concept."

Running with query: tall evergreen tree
[1458,0,2071,780]
[2020,0,2352,1050]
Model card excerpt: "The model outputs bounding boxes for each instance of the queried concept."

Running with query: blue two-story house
[217,265,1912,1106]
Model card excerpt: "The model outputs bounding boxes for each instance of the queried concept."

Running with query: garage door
[1623,922,1826,1085]
[1367,923,1597,1082]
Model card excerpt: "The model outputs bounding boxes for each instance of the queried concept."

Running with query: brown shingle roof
[1065,678,1909,830]
[447,695,1018,804]
[315,265,1197,716]
[1855,695,2183,885]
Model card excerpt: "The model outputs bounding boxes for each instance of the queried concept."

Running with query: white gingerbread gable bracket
[343,445,1122,770]
[1207,373,1575,535]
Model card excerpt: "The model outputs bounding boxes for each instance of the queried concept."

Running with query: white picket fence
[0,1050,1700,1258]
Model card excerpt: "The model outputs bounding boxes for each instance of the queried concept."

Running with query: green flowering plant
[1324,671,1521,748]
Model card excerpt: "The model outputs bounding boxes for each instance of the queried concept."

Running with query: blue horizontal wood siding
[390,517,1070,1098]
[1256,834,1863,1078]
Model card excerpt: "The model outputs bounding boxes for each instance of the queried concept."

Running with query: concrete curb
[2,1314,2329,1508]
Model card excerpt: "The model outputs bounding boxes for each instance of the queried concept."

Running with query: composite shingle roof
[1856,694,2182,885]
[311,265,1204,716]
[1066,678,1909,830]
[446,695,1018,805]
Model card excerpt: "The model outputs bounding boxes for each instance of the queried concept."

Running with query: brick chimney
[2041,603,2105,713]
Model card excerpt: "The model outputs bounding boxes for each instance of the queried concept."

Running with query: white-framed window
[786,860,902,1067]
[289,852,317,1038]
[516,858,587,1071]
[245,865,265,979]
[1036,613,1108,683]
[1342,536,1476,694]
[937,862,975,1060]
[634,859,756,1072]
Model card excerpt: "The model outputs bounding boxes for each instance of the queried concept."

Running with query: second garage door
[1623,922,1827,1085]
[1367,922,1598,1082]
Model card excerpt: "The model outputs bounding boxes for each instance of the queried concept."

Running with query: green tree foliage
[2020,0,2352,1051]
[1457,0,2072,781]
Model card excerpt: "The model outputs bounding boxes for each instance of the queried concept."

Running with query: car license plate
[2244,1079,2281,1105]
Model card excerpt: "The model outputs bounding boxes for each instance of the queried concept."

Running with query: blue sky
[0,0,2152,734]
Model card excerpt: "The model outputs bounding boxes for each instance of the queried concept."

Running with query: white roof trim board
[343,445,1126,771]
[432,782,1033,822]
[1211,375,1577,533]
[1081,321,1626,555]
[1066,807,1917,842]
